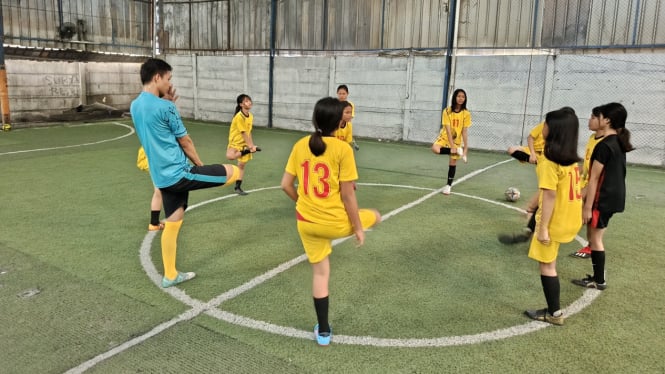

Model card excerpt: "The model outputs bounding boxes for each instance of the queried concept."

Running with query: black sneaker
[234,187,248,196]
[498,229,532,244]
[572,274,607,290]
[255,146,262,152]
[524,308,564,326]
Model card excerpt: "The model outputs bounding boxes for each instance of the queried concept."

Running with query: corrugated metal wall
[382,0,449,49]
[457,0,537,48]
[2,0,152,55]
[3,0,665,57]
[542,0,665,48]
[157,0,665,53]
[158,0,451,52]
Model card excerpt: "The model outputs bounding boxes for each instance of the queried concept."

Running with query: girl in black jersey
[572,103,634,290]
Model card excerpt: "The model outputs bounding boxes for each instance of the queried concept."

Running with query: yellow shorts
[527,235,561,263]
[433,133,462,160]
[297,209,378,264]
[228,144,253,163]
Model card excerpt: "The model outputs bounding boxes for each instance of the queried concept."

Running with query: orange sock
[161,220,183,280]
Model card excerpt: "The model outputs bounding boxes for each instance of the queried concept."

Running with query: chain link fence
[459,52,664,167]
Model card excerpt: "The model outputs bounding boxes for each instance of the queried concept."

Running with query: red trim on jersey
[296,210,312,222]
[591,208,600,228]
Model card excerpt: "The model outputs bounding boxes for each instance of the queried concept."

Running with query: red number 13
[301,160,331,198]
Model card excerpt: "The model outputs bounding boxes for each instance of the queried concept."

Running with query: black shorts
[160,164,229,217]
[590,209,614,229]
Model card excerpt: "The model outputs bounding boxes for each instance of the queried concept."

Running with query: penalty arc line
[65,158,600,372]
[0,122,135,156]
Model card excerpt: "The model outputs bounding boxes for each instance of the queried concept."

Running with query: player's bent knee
[372,209,382,224]
[226,149,239,160]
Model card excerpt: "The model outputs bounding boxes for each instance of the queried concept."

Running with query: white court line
[453,191,587,245]
[66,158,600,372]
[0,122,135,156]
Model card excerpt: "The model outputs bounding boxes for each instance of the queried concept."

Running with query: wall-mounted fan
[59,22,77,40]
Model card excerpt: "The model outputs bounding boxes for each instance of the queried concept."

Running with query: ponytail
[596,102,633,153]
[309,129,326,156]
[309,97,344,156]
[616,127,635,153]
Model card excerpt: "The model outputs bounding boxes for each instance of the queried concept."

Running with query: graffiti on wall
[44,75,80,97]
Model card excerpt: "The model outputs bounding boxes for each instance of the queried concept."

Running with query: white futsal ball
[504,187,521,202]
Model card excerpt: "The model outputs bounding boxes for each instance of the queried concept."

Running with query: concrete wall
[5,60,141,122]
[167,52,664,165]
[4,52,664,166]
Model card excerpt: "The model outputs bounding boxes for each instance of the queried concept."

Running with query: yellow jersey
[228,111,253,148]
[285,136,358,225]
[334,122,353,144]
[438,108,471,147]
[529,122,545,154]
[581,134,604,189]
[536,157,583,243]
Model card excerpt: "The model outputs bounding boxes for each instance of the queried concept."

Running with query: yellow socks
[161,220,183,280]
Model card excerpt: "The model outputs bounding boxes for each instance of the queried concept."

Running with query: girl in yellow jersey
[508,122,545,164]
[431,88,471,195]
[524,108,583,326]
[226,94,260,195]
[336,85,359,150]
[334,101,355,147]
[499,121,546,244]
[137,146,164,231]
[281,97,381,346]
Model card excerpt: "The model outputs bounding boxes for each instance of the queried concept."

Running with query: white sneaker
[442,185,451,195]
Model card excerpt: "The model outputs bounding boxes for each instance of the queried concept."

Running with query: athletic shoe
[161,272,196,288]
[148,223,165,231]
[524,308,564,326]
[442,185,451,195]
[314,324,332,346]
[255,146,262,152]
[571,245,591,259]
[498,228,532,244]
[572,274,607,290]
[234,187,248,196]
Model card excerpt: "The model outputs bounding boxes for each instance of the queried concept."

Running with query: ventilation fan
[59,22,77,40]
